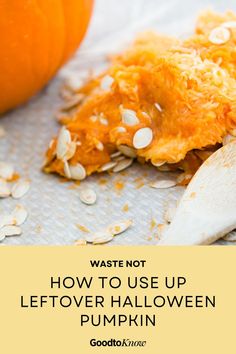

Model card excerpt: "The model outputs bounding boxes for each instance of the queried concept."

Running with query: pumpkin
[0,0,94,114]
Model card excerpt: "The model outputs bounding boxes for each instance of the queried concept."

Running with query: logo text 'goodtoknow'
[90,338,146,347]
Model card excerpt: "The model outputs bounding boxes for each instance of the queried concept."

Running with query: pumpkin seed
[121,108,139,126]
[92,231,114,244]
[177,173,193,185]
[113,158,133,172]
[110,151,122,159]
[64,160,71,178]
[154,102,163,112]
[0,225,22,238]
[100,161,117,172]
[0,206,27,229]
[79,188,97,205]
[133,127,153,149]
[11,179,30,199]
[96,141,104,151]
[69,163,86,180]
[150,175,177,189]
[107,219,133,235]
[151,160,166,167]
[56,127,71,160]
[64,76,85,92]
[157,164,172,172]
[113,155,125,162]
[11,205,28,226]
[83,231,110,244]
[61,94,84,111]
[209,26,230,44]
[65,141,76,160]
[118,145,137,158]
[83,231,111,244]
[0,214,14,229]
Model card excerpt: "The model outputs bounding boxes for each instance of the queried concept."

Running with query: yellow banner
[0,246,235,353]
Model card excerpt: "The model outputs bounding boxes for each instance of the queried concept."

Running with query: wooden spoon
[160,141,236,245]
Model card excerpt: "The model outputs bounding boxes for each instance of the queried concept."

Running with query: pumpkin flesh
[44,10,236,183]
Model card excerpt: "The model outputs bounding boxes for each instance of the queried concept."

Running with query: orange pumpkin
[0,0,94,114]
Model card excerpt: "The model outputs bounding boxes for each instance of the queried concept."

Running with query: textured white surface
[0,0,235,245]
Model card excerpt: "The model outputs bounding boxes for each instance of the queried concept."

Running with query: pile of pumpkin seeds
[75,219,133,246]
[0,126,31,242]
[0,161,30,242]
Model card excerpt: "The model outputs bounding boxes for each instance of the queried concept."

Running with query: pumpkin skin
[0,0,94,114]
